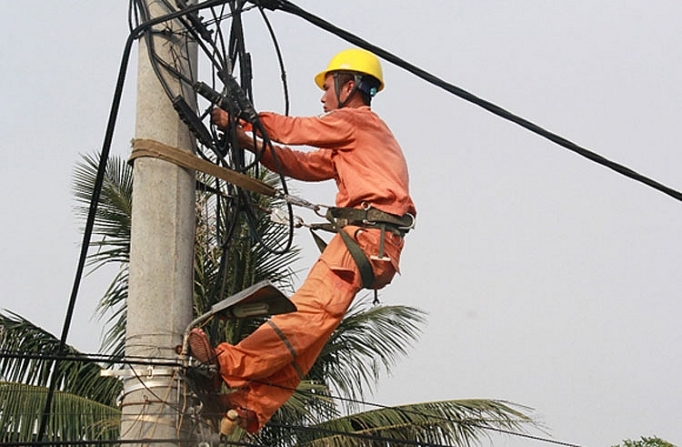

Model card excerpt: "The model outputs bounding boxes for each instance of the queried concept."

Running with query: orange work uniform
[214,106,416,431]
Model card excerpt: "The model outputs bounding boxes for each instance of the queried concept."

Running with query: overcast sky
[1,1,681,446]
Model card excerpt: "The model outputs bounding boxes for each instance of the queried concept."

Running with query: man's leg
[215,259,360,429]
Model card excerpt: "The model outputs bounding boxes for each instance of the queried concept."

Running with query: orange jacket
[256,107,416,218]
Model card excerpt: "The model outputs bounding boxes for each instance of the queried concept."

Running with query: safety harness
[129,139,415,302]
[308,205,414,301]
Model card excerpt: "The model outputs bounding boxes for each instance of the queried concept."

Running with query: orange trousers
[214,227,403,430]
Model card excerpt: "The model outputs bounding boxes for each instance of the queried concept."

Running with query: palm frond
[296,399,537,447]
[251,380,338,446]
[308,298,427,411]
[72,152,132,268]
[0,311,121,405]
[0,382,119,443]
[95,267,128,358]
[73,153,132,356]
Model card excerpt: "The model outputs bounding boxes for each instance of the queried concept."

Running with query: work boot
[220,408,259,435]
[188,328,218,366]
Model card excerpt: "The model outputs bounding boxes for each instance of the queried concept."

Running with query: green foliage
[310,298,427,410]
[0,312,121,404]
[613,436,677,447]
[0,382,120,443]
[73,152,132,358]
[293,399,534,447]
[0,313,121,442]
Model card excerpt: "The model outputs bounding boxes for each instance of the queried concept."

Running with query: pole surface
[120,1,197,444]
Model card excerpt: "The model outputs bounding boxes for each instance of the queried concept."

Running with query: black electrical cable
[1,437,264,447]
[136,1,176,100]
[227,0,250,171]
[135,0,226,103]
[258,5,290,116]
[190,2,297,299]
[0,350,182,367]
[172,0,299,260]
[270,423,479,447]
[208,4,231,76]
[258,0,682,204]
[175,0,300,260]
[36,1,234,443]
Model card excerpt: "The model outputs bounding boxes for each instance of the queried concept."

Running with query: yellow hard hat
[314,48,384,92]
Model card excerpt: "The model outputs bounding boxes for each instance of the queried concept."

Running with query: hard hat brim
[314,70,385,92]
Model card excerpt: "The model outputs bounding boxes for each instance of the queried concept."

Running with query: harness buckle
[398,213,416,231]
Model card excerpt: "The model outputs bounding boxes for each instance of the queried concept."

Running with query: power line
[255,0,682,204]
[1,439,265,447]
[35,1,236,443]
[0,350,181,367]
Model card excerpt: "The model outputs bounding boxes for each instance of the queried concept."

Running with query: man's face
[320,74,337,113]
[320,73,353,112]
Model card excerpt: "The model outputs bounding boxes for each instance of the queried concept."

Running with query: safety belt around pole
[129,139,278,198]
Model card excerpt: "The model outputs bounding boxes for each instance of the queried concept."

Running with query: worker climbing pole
[188,44,416,437]
[116,0,418,442]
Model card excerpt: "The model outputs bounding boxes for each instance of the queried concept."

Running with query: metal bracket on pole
[180,280,296,362]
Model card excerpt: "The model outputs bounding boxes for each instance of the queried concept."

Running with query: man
[189,48,416,434]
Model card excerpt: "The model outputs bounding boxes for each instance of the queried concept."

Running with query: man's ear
[344,80,355,93]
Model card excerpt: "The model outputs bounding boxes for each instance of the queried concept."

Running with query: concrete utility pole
[120,1,197,445]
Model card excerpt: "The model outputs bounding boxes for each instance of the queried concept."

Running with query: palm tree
[0,312,121,442]
[0,152,539,445]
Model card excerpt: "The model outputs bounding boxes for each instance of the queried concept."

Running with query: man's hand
[211,107,230,130]
[211,107,258,152]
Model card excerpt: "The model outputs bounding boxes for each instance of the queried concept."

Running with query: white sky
[1,1,681,446]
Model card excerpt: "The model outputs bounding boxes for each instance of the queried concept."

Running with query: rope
[130,138,277,197]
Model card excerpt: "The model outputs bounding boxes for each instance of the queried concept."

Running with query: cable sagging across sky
[257,0,682,204]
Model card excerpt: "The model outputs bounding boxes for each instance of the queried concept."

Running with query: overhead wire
[257,0,682,204]
[0,350,182,368]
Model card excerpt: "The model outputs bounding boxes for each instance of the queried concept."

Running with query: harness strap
[309,206,415,292]
[327,207,414,234]
[324,208,376,290]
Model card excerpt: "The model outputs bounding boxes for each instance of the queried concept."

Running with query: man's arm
[211,108,336,182]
